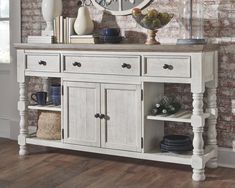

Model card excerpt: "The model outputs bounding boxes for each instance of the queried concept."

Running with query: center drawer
[63,55,141,76]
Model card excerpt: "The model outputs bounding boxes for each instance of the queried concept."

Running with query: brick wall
[21,0,235,147]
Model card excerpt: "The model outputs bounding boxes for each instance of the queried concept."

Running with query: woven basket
[37,111,61,140]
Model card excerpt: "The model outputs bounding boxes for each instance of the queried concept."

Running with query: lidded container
[177,0,206,44]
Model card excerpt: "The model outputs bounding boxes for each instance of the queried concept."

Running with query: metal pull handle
[122,63,131,69]
[73,62,82,67]
[38,60,47,66]
[163,64,173,70]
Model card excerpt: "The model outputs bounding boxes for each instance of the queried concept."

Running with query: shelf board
[25,137,216,166]
[144,149,192,165]
[144,146,215,165]
[147,110,192,123]
[26,137,61,145]
[28,104,61,112]
[147,110,210,123]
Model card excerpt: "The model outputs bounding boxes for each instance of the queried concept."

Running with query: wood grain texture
[143,56,191,78]
[63,82,101,147]
[0,138,235,188]
[101,84,142,152]
[25,53,60,73]
[63,54,141,76]
[14,43,219,52]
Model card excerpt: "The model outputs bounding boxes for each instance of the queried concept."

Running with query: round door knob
[99,114,105,119]
[94,113,100,118]
[73,62,82,67]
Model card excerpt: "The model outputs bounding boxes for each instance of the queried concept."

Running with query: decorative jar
[177,0,206,44]
[41,0,63,36]
[74,6,94,35]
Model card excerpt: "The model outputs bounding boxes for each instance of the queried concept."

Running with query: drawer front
[63,55,140,76]
[26,54,60,72]
[144,56,191,78]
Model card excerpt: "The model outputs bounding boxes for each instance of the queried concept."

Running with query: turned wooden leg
[206,88,218,168]
[18,79,29,156]
[191,93,206,181]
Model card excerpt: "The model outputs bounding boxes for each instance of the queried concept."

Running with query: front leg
[206,88,218,168]
[191,93,206,181]
[18,79,29,156]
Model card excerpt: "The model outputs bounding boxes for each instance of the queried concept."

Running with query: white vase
[74,6,94,35]
[42,0,63,36]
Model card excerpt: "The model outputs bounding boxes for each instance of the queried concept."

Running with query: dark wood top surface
[14,43,219,52]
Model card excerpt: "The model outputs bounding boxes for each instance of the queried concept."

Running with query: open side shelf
[144,146,215,165]
[28,104,61,112]
[147,110,210,123]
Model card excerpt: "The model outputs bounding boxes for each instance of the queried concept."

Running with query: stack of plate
[160,135,193,153]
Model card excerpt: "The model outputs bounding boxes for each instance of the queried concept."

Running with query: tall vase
[42,0,63,36]
[74,6,94,35]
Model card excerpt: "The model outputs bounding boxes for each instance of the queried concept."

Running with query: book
[27,36,54,44]
[53,16,64,43]
[54,17,76,44]
[70,35,99,44]
[63,18,67,44]
[59,16,64,43]
[65,17,76,44]
[54,16,60,43]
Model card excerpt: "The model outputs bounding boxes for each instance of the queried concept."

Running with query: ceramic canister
[74,6,94,35]
[42,0,62,32]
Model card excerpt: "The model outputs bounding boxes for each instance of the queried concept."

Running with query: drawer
[143,56,191,78]
[26,54,60,72]
[63,55,140,76]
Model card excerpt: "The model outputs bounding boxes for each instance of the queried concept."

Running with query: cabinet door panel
[101,84,141,152]
[63,82,100,147]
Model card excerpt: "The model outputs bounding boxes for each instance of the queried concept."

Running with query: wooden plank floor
[0,138,235,188]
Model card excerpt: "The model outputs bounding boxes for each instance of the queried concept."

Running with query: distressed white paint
[16,44,218,181]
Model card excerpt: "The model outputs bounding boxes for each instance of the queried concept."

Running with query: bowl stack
[100,28,122,44]
[160,135,193,153]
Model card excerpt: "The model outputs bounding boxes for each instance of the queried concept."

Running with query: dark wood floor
[0,138,235,188]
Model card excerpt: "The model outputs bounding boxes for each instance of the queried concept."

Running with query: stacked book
[27,36,54,44]
[70,35,99,44]
[54,16,76,44]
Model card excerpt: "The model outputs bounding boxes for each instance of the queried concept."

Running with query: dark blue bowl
[100,28,120,36]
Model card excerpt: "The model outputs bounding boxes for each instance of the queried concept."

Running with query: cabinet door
[63,82,100,147]
[101,84,142,152]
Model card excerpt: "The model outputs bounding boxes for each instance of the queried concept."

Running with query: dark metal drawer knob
[99,114,105,119]
[163,64,173,70]
[38,60,46,66]
[73,62,82,67]
[122,63,131,69]
[94,113,105,119]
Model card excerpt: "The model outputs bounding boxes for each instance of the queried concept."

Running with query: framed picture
[91,0,152,15]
